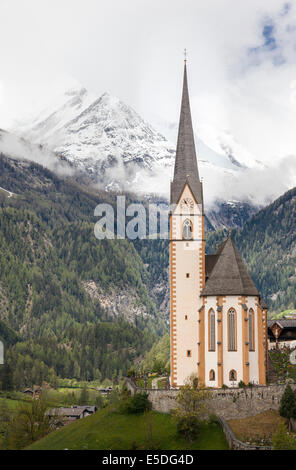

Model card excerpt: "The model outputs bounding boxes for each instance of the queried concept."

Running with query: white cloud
[0,0,295,206]
[202,155,296,208]
[0,131,74,176]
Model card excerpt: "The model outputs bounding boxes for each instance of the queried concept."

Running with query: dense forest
[0,206,161,389]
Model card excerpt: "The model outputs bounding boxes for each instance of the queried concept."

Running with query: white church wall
[222,296,243,387]
[248,296,259,385]
[204,296,218,387]
[170,184,203,386]
[200,296,262,388]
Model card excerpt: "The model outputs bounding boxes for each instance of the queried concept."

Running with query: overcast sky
[0,0,296,167]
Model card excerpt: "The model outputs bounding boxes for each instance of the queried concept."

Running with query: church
[169,60,268,388]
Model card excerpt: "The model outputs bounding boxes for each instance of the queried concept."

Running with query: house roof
[201,237,259,297]
[76,405,97,412]
[46,407,87,417]
[268,319,296,329]
[170,62,203,206]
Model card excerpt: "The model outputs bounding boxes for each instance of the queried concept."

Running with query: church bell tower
[170,59,205,387]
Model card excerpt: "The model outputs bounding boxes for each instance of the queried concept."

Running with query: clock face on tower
[181,198,194,210]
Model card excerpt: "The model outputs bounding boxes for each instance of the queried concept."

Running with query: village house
[23,385,42,399]
[46,405,97,426]
[268,319,296,349]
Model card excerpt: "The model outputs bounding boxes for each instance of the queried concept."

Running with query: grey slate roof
[201,237,259,297]
[170,63,203,206]
[205,254,219,278]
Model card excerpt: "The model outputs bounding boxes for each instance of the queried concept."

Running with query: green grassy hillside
[269,309,296,320]
[26,404,228,450]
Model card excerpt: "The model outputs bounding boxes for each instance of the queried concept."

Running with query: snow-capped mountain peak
[11,85,295,205]
[13,87,176,189]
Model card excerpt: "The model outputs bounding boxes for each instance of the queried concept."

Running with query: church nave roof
[202,237,259,297]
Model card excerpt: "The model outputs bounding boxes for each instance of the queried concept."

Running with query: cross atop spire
[184,48,187,63]
[170,59,203,206]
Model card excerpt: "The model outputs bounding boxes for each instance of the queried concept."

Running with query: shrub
[208,414,219,424]
[152,359,165,375]
[176,414,200,442]
[272,422,296,450]
[121,392,152,414]
[127,369,135,378]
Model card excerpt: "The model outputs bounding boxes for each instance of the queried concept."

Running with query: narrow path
[0,186,14,198]
[267,353,278,384]
[151,376,167,389]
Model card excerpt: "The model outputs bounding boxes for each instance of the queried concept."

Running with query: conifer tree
[279,384,296,431]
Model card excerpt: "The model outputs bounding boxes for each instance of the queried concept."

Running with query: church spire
[170,59,203,206]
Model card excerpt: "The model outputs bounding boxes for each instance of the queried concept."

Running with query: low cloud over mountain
[7,85,296,209]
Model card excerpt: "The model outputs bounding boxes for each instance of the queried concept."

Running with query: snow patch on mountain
[56,92,175,170]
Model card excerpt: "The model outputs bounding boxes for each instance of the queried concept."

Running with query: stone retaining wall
[124,379,295,420]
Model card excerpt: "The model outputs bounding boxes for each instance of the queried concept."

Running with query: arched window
[208,309,216,351]
[249,308,255,351]
[209,370,215,381]
[228,308,236,351]
[183,219,193,240]
[229,370,237,381]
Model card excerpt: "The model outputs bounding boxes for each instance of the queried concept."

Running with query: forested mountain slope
[0,155,167,389]
[207,187,296,313]
[0,206,164,388]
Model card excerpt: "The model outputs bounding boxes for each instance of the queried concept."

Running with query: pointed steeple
[171,61,203,206]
